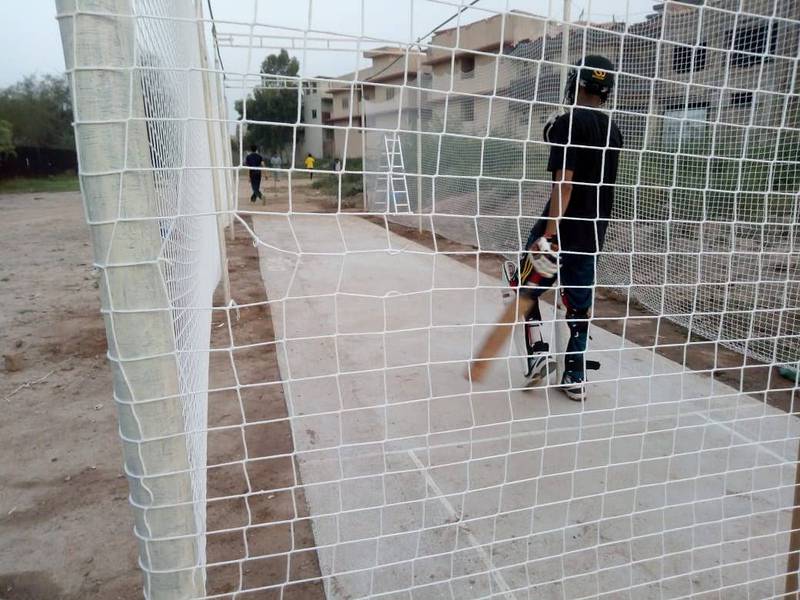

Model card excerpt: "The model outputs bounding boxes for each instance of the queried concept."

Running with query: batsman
[470,55,623,401]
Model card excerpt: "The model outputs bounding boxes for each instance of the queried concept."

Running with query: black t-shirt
[245,152,263,169]
[542,107,623,253]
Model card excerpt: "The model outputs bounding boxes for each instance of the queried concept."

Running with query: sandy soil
[0,192,139,600]
[0,177,344,600]
[199,174,354,599]
[203,213,324,599]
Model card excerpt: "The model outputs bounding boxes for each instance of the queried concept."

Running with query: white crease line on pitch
[689,409,793,466]
[372,409,795,466]
[406,448,518,600]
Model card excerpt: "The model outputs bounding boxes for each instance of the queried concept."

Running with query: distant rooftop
[363,46,424,59]
[431,8,542,36]
[653,0,705,12]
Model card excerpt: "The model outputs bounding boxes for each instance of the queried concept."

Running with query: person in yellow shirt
[304,153,316,179]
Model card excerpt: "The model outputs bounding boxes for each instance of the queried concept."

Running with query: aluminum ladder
[374,133,411,213]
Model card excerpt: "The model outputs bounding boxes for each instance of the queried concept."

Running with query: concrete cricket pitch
[253,212,799,600]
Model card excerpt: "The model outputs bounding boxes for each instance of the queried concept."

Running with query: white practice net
[363,3,800,368]
[59,0,800,598]
[137,0,221,560]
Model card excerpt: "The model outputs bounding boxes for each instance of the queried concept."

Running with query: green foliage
[0,120,15,158]
[618,127,800,225]
[0,75,73,149]
[235,50,301,153]
[312,158,363,198]
[0,172,79,194]
[259,50,300,78]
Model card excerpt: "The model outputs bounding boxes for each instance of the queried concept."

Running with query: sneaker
[560,371,586,402]
[523,341,556,387]
[524,354,556,387]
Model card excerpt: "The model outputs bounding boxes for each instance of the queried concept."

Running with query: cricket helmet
[564,55,616,104]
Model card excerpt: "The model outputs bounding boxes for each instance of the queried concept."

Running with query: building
[422,10,548,137]
[653,0,800,147]
[324,47,426,163]
[299,78,334,161]
[343,1,800,221]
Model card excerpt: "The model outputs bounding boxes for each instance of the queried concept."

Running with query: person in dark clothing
[509,55,623,401]
[245,145,264,203]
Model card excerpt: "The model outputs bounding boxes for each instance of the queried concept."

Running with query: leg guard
[556,296,599,380]
[501,260,518,304]
[564,307,589,376]
[522,300,551,379]
[502,259,556,384]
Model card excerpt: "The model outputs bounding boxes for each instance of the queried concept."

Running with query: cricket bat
[467,294,534,383]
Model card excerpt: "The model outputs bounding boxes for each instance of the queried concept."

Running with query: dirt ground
[200,174,357,598]
[203,215,324,598]
[0,178,342,600]
[1,175,796,600]
[0,192,139,600]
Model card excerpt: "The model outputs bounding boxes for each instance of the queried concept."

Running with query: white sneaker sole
[524,359,556,387]
[561,384,586,402]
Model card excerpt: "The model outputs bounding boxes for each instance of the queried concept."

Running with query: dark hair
[564,55,616,104]
[307,153,312,157]
[250,145,257,152]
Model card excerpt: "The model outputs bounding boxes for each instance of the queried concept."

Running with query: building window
[460,55,475,79]
[311,109,318,119]
[385,87,396,101]
[460,97,475,121]
[342,97,349,110]
[363,85,375,100]
[730,91,753,106]
[662,106,708,151]
[672,42,707,74]
[729,22,776,68]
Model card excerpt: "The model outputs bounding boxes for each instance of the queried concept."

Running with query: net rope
[61,0,800,598]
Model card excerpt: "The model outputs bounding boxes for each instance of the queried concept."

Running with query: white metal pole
[361,84,368,212]
[220,64,236,242]
[559,0,572,107]
[417,65,424,233]
[555,0,572,381]
[211,52,236,240]
[55,1,205,597]
[197,0,232,307]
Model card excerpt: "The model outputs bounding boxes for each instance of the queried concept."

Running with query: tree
[0,75,74,149]
[0,120,15,159]
[235,50,301,153]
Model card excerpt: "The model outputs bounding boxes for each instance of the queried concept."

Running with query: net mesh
[60,0,800,598]
[363,3,800,367]
[134,0,226,572]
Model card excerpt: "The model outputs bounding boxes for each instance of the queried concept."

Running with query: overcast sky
[0,2,66,86]
[214,0,656,89]
[0,0,656,89]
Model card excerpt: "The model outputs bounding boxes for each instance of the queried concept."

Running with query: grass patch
[312,158,363,202]
[0,172,80,194]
